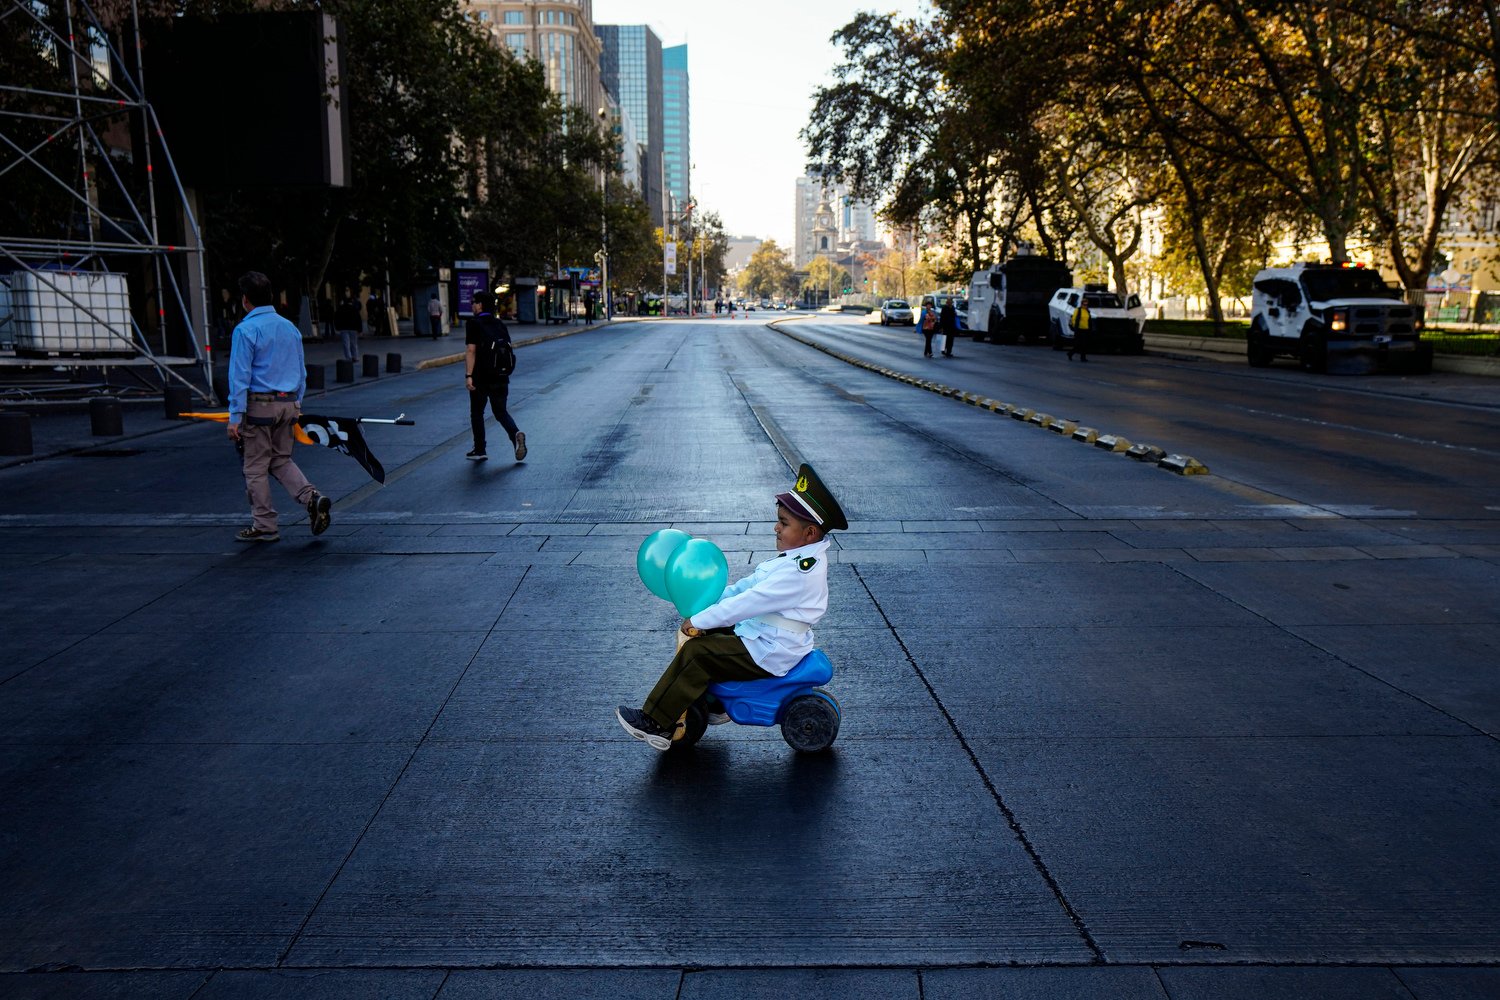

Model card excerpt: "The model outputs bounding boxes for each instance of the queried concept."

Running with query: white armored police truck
[1045,283,1147,354]
[967,248,1072,345]
[1248,262,1431,374]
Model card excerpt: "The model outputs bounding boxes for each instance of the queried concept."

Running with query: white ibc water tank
[10,270,134,355]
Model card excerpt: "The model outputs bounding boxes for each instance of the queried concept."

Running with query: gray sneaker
[513,431,527,462]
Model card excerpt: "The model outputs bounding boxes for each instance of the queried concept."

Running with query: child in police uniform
[617,464,848,751]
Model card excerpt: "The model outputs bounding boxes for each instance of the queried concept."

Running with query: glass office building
[662,44,690,218]
[596,23,664,222]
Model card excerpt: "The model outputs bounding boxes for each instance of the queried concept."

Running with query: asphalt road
[1,315,1498,999]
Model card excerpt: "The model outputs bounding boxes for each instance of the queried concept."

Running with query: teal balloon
[665,538,729,618]
[637,529,691,601]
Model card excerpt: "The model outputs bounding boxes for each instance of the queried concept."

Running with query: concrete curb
[416,320,618,370]
[769,318,1210,477]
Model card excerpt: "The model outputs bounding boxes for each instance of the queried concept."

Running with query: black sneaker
[466,449,488,462]
[513,431,527,462]
[616,706,673,751]
[307,493,332,535]
[236,526,280,543]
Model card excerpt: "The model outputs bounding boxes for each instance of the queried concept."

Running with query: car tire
[1299,328,1328,373]
[1247,323,1274,367]
[1049,319,1065,350]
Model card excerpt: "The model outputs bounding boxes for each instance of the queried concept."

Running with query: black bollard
[90,396,124,436]
[362,353,379,378]
[385,352,401,373]
[305,363,326,390]
[0,411,33,456]
[335,359,354,383]
[163,385,192,420]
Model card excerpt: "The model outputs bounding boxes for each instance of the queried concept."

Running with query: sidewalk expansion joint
[850,563,1105,963]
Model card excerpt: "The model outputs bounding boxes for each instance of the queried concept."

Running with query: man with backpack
[464,291,526,462]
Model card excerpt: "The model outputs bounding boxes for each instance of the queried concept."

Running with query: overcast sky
[591,0,933,247]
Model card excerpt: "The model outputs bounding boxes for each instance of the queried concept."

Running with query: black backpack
[472,315,516,379]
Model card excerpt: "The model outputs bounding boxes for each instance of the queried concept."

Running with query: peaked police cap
[775,463,848,532]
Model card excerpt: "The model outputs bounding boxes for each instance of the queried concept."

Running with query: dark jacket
[334,299,362,330]
[939,302,957,332]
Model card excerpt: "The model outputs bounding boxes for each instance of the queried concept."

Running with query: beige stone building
[466,0,602,114]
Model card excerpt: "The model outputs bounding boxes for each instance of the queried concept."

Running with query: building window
[503,10,525,24]
[506,32,527,56]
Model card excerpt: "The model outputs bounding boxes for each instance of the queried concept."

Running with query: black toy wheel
[780,692,840,753]
[670,699,708,750]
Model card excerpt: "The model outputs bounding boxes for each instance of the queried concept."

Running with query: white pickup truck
[1045,284,1147,354]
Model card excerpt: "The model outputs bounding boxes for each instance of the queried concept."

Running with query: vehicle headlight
[1329,309,1347,332]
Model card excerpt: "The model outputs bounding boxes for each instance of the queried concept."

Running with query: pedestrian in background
[1068,298,1091,362]
[427,293,443,339]
[919,301,938,357]
[334,292,362,361]
[226,271,331,543]
[367,291,386,336]
[464,291,527,463]
[940,298,959,358]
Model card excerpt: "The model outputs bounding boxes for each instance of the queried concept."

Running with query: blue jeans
[337,328,359,360]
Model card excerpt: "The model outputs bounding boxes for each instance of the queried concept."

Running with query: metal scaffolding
[1,0,214,401]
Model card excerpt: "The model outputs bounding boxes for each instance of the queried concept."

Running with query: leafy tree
[862,246,934,300]
[741,239,794,300]
[602,178,663,294]
[1353,0,1500,292]
[803,11,1008,274]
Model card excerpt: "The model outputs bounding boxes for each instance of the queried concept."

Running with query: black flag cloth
[298,414,386,483]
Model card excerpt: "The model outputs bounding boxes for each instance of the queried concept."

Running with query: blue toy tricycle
[673,648,841,753]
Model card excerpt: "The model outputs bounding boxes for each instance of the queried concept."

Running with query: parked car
[1045,284,1147,354]
[880,299,914,325]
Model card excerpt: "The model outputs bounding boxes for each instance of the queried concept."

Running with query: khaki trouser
[642,630,772,729]
[241,399,315,532]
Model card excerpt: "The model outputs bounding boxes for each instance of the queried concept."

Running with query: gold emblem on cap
[796,475,809,492]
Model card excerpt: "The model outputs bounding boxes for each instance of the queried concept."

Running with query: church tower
[812,192,837,257]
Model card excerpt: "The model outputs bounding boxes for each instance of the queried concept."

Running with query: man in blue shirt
[226,271,331,542]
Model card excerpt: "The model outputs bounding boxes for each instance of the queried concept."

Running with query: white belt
[754,613,810,634]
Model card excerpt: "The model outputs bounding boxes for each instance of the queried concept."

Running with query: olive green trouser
[642,631,772,729]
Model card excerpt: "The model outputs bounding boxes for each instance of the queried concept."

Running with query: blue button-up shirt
[228,305,307,425]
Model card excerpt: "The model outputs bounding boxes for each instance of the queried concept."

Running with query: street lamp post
[597,107,612,321]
